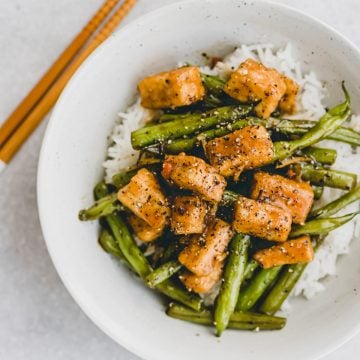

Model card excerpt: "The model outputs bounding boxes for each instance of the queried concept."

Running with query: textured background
[1,0,359,359]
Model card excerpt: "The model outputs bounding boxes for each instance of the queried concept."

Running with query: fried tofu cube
[279,76,299,114]
[138,66,205,109]
[254,235,314,268]
[180,259,224,294]
[178,219,233,276]
[251,172,314,225]
[171,196,207,235]
[128,215,164,242]
[233,197,292,242]
[162,153,227,203]
[206,125,274,179]
[117,168,169,228]
[224,59,287,118]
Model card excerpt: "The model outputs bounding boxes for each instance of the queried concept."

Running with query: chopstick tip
[0,159,7,174]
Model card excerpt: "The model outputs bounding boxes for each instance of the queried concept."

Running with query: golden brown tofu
[170,196,207,235]
[251,172,314,225]
[180,260,223,294]
[117,168,169,228]
[279,76,299,114]
[233,197,292,242]
[254,235,314,269]
[178,219,233,276]
[138,66,205,109]
[224,59,287,118]
[128,215,164,242]
[206,125,274,179]
[162,153,226,203]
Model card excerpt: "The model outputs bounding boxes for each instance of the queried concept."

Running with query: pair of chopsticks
[0,0,137,173]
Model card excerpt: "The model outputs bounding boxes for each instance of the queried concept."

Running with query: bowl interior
[38,1,360,359]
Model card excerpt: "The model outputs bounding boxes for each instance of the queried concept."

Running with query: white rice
[102,44,360,304]
[103,99,156,182]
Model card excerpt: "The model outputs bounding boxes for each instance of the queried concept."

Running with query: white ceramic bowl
[37,1,360,359]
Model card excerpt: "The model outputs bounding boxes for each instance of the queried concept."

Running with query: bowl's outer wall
[38,1,360,360]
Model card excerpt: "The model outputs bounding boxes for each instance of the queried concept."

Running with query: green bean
[243,259,259,281]
[312,185,324,200]
[93,182,131,265]
[107,214,152,279]
[327,126,360,146]
[301,164,357,190]
[78,193,120,221]
[99,228,125,259]
[157,280,203,311]
[146,260,183,288]
[161,241,179,263]
[158,113,182,122]
[220,190,239,208]
[270,118,314,134]
[214,234,250,336]
[259,263,308,315]
[93,181,110,200]
[157,112,194,123]
[273,84,351,160]
[202,94,224,109]
[290,212,359,238]
[167,303,286,330]
[131,105,253,149]
[163,117,265,154]
[301,147,337,165]
[94,183,126,262]
[112,169,137,188]
[278,119,360,147]
[98,228,133,269]
[310,186,360,219]
[201,73,226,97]
[236,266,282,312]
[200,73,230,108]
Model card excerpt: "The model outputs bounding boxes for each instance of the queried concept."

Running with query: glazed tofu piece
[117,168,169,228]
[170,196,207,235]
[162,153,227,203]
[138,66,205,109]
[205,125,274,179]
[250,172,314,225]
[279,76,299,114]
[128,215,164,242]
[178,219,233,276]
[233,197,292,242]
[254,235,314,269]
[224,59,287,118]
[180,259,224,294]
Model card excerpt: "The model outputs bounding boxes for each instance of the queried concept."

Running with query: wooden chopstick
[0,0,137,171]
[0,0,120,148]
